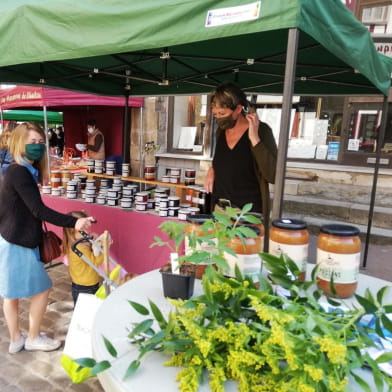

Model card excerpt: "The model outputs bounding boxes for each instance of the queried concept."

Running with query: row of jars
[86,158,130,177]
[186,214,361,299]
[144,165,197,186]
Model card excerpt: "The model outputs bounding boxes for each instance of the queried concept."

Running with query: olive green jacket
[250,121,277,251]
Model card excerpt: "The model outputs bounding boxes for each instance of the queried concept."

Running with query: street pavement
[0,240,391,392]
[0,262,103,392]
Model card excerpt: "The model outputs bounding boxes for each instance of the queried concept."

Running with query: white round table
[92,267,392,391]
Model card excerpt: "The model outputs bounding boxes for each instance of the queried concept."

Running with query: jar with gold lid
[269,218,309,281]
[316,224,361,298]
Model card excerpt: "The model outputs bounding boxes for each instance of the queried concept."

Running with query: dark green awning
[0,0,389,96]
[2,110,63,123]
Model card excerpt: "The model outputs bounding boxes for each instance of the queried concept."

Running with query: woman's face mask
[87,127,94,134]
[25,143,45,161]
[215,114,236,130]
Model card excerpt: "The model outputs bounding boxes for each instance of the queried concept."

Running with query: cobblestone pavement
[1,241,391,392]
[0,263,103,392]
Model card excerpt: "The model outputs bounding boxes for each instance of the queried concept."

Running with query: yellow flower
[165,353,185,367]
[249,296,295,325]
[304,364,323,382]
[327,375,349,392]
[313,336,347,364]
[297,382,315,392]
[176,367,199,392]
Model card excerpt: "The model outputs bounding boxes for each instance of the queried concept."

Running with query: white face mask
[87,127,94,134]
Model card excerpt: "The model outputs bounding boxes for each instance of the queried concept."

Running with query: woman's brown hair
[9,122,49,183]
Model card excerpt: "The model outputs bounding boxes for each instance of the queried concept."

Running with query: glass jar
[269,218,309,281]
[317,224,361,298]
[224,226,262,283]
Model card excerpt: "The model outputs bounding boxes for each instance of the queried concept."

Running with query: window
[361,6,389,23]
[167,95,209,155]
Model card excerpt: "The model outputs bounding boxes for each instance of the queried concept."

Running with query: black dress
[212,129,262,212]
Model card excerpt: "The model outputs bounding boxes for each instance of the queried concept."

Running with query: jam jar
[269,218,309,281]
[316,224,361,298]
[225,225,263,283]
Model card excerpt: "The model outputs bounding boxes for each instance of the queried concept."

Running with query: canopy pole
[361,95,389,269]
[43,105,51,183]
[0,107,3,132]
[271,28,299,220]
[122,94,131,168]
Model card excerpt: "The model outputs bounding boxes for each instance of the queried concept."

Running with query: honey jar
[60,170,72,186]
[316,224,361,298]
[50,170,61,188]
[225,225,263,283]
[269,218,309,281]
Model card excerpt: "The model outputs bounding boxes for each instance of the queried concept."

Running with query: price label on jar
[316,249,360,284]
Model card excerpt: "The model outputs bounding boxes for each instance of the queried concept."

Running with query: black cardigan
[0,164,77,248]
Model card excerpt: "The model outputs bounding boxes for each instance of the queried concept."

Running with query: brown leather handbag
[39,222,62,264]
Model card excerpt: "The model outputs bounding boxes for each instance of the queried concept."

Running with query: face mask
[25,143,45,161]
[216,114,236,130]
[87,127,94,134]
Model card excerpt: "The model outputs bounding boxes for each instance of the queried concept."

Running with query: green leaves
[128,300,149,315]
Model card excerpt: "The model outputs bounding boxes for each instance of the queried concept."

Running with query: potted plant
[151,203,263,298]
[150,220,208,300]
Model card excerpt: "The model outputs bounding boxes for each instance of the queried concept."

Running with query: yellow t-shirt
[68,243,104,286]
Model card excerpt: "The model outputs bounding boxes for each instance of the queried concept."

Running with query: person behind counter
[203,83,277,250]
[86,119,105,160]
[0,122,95,354]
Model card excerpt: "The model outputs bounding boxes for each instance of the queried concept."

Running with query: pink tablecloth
[42,195,171,274]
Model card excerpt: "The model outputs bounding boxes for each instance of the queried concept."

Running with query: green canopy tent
[1,110,63,124]
[0,0,389,265]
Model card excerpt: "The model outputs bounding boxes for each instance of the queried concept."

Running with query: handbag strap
[42,221,48,232]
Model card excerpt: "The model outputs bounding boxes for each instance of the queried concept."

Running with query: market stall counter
[42,194,171,274]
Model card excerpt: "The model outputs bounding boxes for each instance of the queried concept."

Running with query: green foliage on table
[149,203,261,273]
[75,253,392,392]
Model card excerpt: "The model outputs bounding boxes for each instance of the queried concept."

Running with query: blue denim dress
[0,160,52,299]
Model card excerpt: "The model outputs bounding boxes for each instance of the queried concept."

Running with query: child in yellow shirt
[62,210,104,305]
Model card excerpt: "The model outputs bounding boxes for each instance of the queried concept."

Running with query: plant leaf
[91,360,111,376]
[355,294,379,314]
[381,314,392,334]
[74,357,96,368]
[103,335,118,357]
[128,300,150,315]
[123,360,140,379]
[149,299,167,329]
[129,319,154,338]
[376,286,390,304]
[350,371,371,392]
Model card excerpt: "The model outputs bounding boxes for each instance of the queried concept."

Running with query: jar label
[185,237,217,256]
[224,252,262,281]
[316,249,360,284]
[269,240,308,271]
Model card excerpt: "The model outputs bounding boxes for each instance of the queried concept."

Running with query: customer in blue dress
[0,122,96,354]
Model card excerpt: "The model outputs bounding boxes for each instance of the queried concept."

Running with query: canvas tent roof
[0,0,389,97]
[0,86,143,110]
[2,109,63,123]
